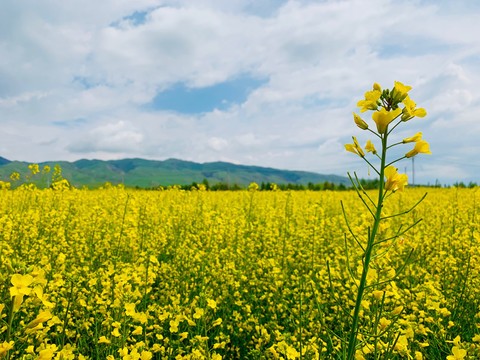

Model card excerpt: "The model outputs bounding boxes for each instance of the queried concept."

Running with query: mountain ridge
[0,157,349,188]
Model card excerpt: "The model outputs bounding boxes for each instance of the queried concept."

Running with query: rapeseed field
[0,185,479,359]
[2,81,478,360]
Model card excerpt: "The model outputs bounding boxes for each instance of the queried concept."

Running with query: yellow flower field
[0,186,479,359]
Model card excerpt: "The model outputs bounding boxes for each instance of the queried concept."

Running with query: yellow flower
[285,345,300,360]
[207,298,217,309]
[372,290,383,300]
[26,311,52,329]
[378,317,391,331]
[372,107,402,134]
[42,165,51,174]
[403,132,422,143]
[373,83,381,92]
[405,140,431,158]
[353,113,368,130]
[0,181,11,190]
[169,319,179,333]
[10,274,34,297]
[118,347,129,358]
[125,302,136,317]
[36,345,58,360]
[447,346,466,360]
[98,336,111,344]
[0,342,14,358]
[355,351,366,360]
[384,166,408,192]
[53,164,62,177]
[394,81,412,94]
[33,286,55,308]
[193,307,204,319]
[10,172,20,181]
[141,351,153,360]
[132,326,143,335]
[365,140,376,154]
[449,336,461,346]
[28,164,40,175]
[391,305,403,315]
[345,137,365,157]
[392,81,412,102]
[402,95,427,121]
[394,335,409,353]
[184,316,196,326]
[134,311,148,324]
[357,90,381,113]
[127,348,140,360]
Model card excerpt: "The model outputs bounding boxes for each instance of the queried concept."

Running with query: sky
[1,0,479,185]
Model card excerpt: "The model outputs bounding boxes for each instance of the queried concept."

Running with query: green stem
[385,156,406,168]
[6,298,14,342]
[5,297,15,360]
[386,141,403,149]
[60,280,75,348]
[114,194,130,262]
[387,117,402,135]
[361,157,380,176]
[345,132,387,360]
[367,128,382,139]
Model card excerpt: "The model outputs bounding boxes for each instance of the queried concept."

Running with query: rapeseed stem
[343,82,430,359]
[346,131,387,360]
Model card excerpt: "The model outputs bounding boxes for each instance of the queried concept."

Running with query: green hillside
[0,157,349,188]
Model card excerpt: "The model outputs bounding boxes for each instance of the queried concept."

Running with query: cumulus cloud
[0,0,479,184]
[207,137,229,151]
[0,91,48,107]
[67,121,144,154]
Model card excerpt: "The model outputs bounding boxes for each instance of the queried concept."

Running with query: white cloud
[0,0,479,184]
[207,137,229,151]
[0,91,48,107]
[68,121,144,154]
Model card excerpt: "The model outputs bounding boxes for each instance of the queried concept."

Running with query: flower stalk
[341,82,430,359]
[345,132,388,360]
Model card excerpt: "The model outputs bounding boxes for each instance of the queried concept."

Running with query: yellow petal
[403,132,422,143]
[414,108,427,117]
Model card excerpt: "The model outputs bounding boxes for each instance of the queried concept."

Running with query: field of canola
[0,186,479,359]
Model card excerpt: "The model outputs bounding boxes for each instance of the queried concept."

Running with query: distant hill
[0,157,11,166]
[0,157,349,188]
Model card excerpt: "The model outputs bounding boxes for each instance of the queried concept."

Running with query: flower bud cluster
[346,81,431,191]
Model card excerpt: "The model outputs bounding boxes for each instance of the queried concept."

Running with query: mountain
[0,157,349,188]
[0,157,11,166]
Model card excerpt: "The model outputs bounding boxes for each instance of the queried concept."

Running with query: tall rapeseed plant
[342,82,430,359]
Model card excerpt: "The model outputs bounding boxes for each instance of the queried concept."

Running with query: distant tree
[323,181,334,191]
[202,178,210,190]
[231,183,242,191]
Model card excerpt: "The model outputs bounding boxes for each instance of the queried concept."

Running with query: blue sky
[147,75,267,113]
[0,0,479,185]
